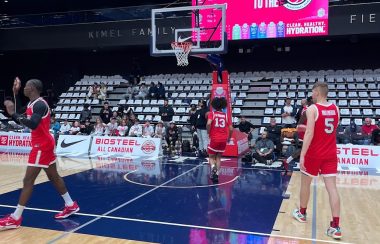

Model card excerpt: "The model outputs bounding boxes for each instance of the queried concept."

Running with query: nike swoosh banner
[56,135,92,156]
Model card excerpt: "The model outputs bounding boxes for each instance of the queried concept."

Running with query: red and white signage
[89,136,161,157]
[0,132,32,152]
[337,144,380,169]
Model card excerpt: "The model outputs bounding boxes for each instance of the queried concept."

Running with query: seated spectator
[281,97,296,128]
[157,82,166,99]
[117,119,129,136]
[98,83,107,101]
[142,121,154,137]
[135,83,148,99]
[148,82,158,99]
[238,116,256,143]
[80,119,94,135]
[252,131,275,165]
[79,104,92,123]
[50,117,61,141]
[337,124,350,144]
[348,120,368,145]
[112,111,122,124]
[105,117,118,136]
[124,85,135,100]
[362,118,379,137]
[59,120,71,135]
[372,128,380,146]
[87,83,100,99]
[129,119,142,137]
[93,117,105,136]
[166,121,179,147]
[266,118,282,152]
[69,121,81,135]
[99,101,112,124]
[154,121,166,139]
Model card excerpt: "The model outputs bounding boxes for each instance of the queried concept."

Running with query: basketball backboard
[150,4,227,56]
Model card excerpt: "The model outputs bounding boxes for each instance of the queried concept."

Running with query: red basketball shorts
[302,156,338,177]
[208,140,227,155]
[28,147,57,168]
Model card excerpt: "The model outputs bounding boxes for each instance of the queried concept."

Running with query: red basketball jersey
[305,103,339,159]
[208,111,230,142]
[26,98,55,149]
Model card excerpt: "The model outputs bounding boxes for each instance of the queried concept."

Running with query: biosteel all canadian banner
[337,144,380,169]
[192,0,329,40]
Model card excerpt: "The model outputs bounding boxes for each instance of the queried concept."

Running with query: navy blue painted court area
[0,156,291,243]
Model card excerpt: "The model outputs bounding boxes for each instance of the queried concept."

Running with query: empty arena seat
[373,100,380,106]
[270,85,279,91]
[137,115,145,121]
[298,84,307,90]
[135,107,143,113]
[68,114,76,120]
[328,92,337,98]
[368,83,377,90]
[267,100,275,106]
[348,92,358,98]
[375,109,380,116]
[61,114,68,120]
[341,118,350,126]
[262,117,271,124]
[359,92,368,98]
[354,119,363,126]
[145,115,153,121]
[173,116,180,123]
[235,100,243,106]
[338,92,346,98]
[338,100,347,107]
[352,109,361,116]
[143,100,150,105]
[143,107,151,113]
[275,108,282,115]
[349,100,359,106]
[264,108,274,115]
[76,106,83,112]
[134,100,142,105]
[363,109,373,116]
[370,92,380,98]
[127,99,134,105]
[55,114,61,119]
[278,92,287,98]
[233,108,241,114]
[288,92,296,98]
[340,109,350,116]
[277,100,285,106]
[298,92,306,98]
[268,92,277,98]
[69,106,76,112]
[55,106,62,112]
[153,115,161,122]
[360,100,370,106]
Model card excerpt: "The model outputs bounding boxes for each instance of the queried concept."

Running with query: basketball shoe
[0,214,22,230]
[292,209,307,223]
[55,201,80,219]
[326,222,342,239]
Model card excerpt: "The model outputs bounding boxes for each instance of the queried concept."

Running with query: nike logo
[61,139,86,148]
[178,36,192,42]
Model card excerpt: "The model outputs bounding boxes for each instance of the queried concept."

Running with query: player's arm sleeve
[12,101,47,130]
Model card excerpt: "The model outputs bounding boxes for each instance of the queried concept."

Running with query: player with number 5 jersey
[293,82,342,240]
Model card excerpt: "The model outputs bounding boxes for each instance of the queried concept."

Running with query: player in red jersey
[206,97,233,183]
[0,78,79,231]
[292,82,342,240]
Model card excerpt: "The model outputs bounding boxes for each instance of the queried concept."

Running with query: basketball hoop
[171,42,193,67]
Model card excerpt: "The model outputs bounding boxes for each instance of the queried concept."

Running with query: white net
[171,42,193,67]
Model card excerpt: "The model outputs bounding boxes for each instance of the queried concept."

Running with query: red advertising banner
[193,0,329,40]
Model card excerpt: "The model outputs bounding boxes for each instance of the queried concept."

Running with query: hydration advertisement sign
[192,0,329,40]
